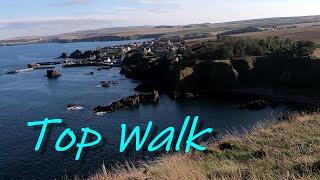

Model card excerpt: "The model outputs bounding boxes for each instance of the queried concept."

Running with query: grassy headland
[119,36,320,106]
[90,113,320,180]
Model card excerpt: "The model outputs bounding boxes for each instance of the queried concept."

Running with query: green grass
[89,113,320,180]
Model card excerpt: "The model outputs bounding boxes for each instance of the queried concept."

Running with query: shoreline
[0,37,157,47]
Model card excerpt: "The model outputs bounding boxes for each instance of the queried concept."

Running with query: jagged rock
[60,52,67,59]
[139,90,160,103]
[93,91,160,114]
[69,49,82,59]
[101,82,110,88]
[27,63,39,68]
[83,50,94,59]
[168,91,196,100]
[179,67,194,81]
[238,100,268,110]
[5,71,17,74]
[67,103,77,108]
[85,72,94,75]
[184,92,196,99]
[119,95,140,107]
[46,70,61,78]
[100,80,118,87]
[93,101,125,113]
[176,67,198,91]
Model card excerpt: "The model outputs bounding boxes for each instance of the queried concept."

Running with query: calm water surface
[0,40,289,180]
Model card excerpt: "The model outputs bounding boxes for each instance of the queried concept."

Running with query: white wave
[67,106,84,111]
[94,111,107,116]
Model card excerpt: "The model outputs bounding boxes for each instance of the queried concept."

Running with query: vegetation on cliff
[90,113,320,180]
[120,37,319,100]
[186,37,316,60]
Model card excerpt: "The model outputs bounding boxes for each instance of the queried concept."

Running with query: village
[60,39,186,67]
[5,40,187,75]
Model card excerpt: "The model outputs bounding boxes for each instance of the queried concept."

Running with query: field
[232,23,320,41]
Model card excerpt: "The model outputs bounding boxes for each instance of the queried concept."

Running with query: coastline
[0,35,159,47]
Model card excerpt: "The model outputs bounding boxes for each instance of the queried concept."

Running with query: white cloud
[0,0,320,39]
[54,0,93,6]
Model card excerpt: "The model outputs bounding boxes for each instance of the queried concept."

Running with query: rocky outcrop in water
[85,72,94,75]
[46,70,61,78]
[93,90,160,114]
[67,103,84,111]
[238,100,278,110]
[139,90,160,103]
[60,52,67,59]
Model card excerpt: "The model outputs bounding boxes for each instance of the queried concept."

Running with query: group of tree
[182,36,316,60]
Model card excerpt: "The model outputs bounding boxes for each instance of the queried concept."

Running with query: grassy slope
[90,113,320,180]
[232,23,320,41]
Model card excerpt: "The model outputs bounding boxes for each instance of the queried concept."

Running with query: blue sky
[0,0,319,39]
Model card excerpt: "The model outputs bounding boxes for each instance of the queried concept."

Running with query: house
[89,55,96,61]
[104,57,112,63]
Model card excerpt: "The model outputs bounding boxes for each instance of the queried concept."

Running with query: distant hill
[1,15,320,46]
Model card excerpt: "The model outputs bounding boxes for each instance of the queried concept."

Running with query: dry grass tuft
[89,113,320,180]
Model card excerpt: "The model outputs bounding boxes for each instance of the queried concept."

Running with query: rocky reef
[46,70,61,78]
[93,90,160,114]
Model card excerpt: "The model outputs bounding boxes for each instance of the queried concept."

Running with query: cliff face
[121,51,320,98]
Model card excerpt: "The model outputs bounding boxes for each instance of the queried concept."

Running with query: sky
[0,0,320,39]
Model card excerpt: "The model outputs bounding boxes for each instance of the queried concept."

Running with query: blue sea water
[0,40,288,180]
